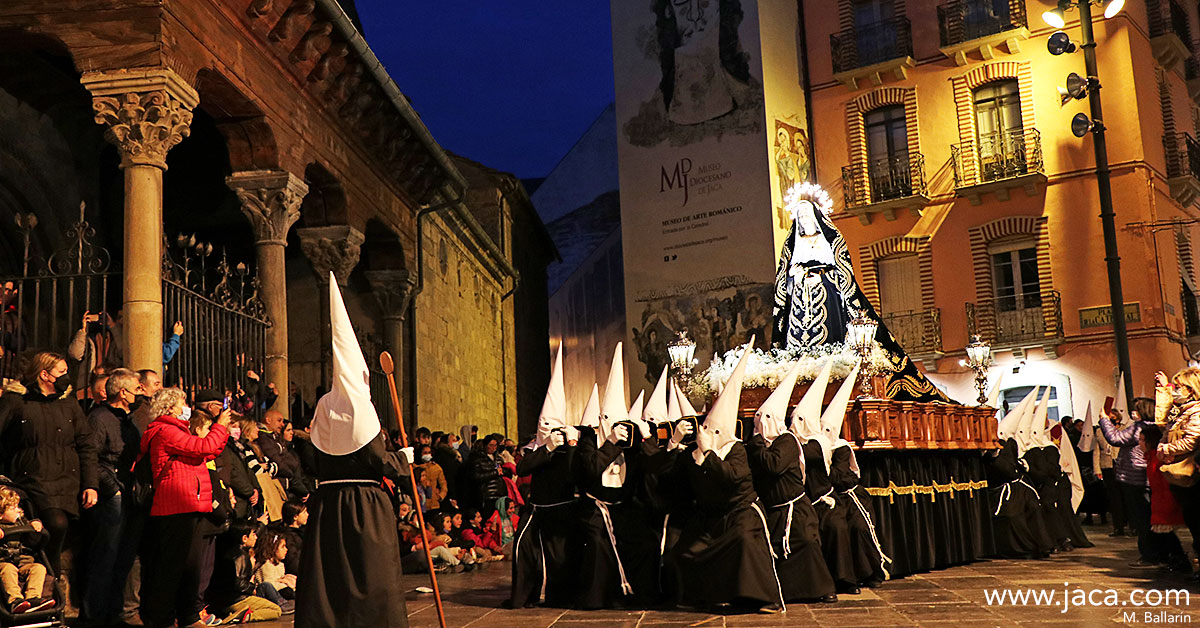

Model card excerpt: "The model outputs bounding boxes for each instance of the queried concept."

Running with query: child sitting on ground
[208,521,283,623]
[439,512,477,569]
[253,530,297,611]
[268,499,306,575]
[0,487,51,614]
[485,497,520,557]
[461,509,504,561]
[408,520,461,573]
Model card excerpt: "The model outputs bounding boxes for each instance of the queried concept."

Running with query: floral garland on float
[686,342,895,401]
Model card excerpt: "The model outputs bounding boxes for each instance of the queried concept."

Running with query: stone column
[227,170,308,418]
[297,226,365,382]
[82,68,197,373]
[365,269,416,430]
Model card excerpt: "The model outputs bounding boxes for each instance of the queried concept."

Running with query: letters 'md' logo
[660,158,692,206]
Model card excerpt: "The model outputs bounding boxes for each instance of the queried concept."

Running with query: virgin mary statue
[771,183,948,403]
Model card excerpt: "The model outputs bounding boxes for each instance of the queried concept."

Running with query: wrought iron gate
[1,212,270,414]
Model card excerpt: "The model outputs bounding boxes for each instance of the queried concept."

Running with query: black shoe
[1130,559,1159,568]
[501,599,515,609]
[8,599,29,614]
[1109,530,1125,537]
[818,594,838,603]
[838,585,861,595]
[864,578,885,588]
[758,603,784,614]
[1059,541,1075,552]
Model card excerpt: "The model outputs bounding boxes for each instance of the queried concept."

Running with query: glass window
[864,105,910,201]
[989,238,1040,312]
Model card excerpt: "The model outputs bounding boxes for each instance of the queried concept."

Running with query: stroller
[0,479,64,628]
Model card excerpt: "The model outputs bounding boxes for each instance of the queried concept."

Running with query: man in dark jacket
[81,368,143,625]
[471,436,506,518]
[255,410,305,498]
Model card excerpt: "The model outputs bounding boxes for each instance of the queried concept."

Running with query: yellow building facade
[804,0,1197,415]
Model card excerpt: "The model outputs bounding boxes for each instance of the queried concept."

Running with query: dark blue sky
[355,1,615,179]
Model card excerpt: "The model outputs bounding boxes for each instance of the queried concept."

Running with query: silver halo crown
[784,182,834,218]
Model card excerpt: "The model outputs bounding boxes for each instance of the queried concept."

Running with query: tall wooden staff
[380,351,447,628]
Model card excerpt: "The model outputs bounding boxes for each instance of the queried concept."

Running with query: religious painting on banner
[612,0,814,391]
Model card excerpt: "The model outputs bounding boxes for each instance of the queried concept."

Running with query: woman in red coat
[138,387,229,628]
[1142,422,1189,571]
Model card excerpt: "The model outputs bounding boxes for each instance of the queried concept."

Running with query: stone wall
[413,209,517,439]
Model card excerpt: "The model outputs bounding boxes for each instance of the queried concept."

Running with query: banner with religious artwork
[611,0,814,390]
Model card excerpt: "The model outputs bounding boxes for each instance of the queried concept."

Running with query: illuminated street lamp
[846,312,878,399]
[667,329,697,383]
[965,335,993,406]
[1042,0,1134,411]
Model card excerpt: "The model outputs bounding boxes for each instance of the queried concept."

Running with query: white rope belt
[531,499,576,509]
[1016,478,1041,501]
[842,487,892,580]
[994,483,1012,516]
[585,494,633,596]
[750,501,787,611]
[659,513,670,557]
[766,492,807,559]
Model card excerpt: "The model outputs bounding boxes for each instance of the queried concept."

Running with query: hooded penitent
[755,360,803,445]
[643,366,670,424]
[1057,421,1085,512]
[821,362,862,476]
[628,391,645,423]
[790,357,835,470]
[987,372,1005,409]
[311,272,381,456]
[598,343,628,487]
[997,387,1038,444]
[1028,387,1054,450]
[699,336,753,460]
[576,384,600,428]
[674,380,699,417]
[531,343,566,450]
[1077,401,1095,453]
[666,381,683,423]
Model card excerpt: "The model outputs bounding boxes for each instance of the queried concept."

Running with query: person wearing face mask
[81,368,145,625]
[413,444,447,511]
[215,414,259,521]
[0,351,99,583]
[138,386,230,628]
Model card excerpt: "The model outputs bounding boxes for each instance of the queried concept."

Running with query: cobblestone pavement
[245,524,1200,627]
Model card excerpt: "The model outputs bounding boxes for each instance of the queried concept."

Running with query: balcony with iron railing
[966,290,1063,354]
[830,17,915,90]
[1148,0,1194,69]
[1187,56,1200,103]
[1165,132,1200,206]
[840,153,931,224]
[881,308,943,363]
[937,0,1030,65]
[950,128,1046,204]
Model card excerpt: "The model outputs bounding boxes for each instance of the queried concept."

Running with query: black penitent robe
[1023,446,1070,548]
[829,446,888,585]
[295,434,408,628]
[511,443,578,608]
[745,433,835,601]
[984,440,1053,558]
[663,443,783,609]
[573,426,658,609]
[802,439,854,586]
[1052,467,1093,548]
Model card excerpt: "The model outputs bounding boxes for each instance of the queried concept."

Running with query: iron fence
[881,308,942,355]
[951,128,1043,188]
[842,153,927,207]
[966,290,1062,347]
[0,212,269,416]
[831,17,913,74]
[937,0,1027,48]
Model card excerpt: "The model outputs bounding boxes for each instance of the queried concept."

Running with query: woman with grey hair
[138,387,231,628]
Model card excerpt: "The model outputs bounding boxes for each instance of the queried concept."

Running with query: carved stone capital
[226,170,309,246]
[297,225,364,286]
[82,68,199,169]
[365,269,417,321]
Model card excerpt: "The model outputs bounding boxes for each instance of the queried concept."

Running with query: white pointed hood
[628,391,645,423]
[1078,402,1095,453]
[1058,423,1085,512]
[700,336,753,460]
[311,273,382,456]
[576,384,600,428]
[599,343,627,438]
[997,387,1037,442]
[755,360,802,444]
[822,361,862,476]
[1017,387,1050,453]
[643,366,670,423]
[674,380,699,416]
[1031,387,1054,448]
[986,372,1005,408]
[1115,372,1128,418]
[532,344,566,449]
[666,383,683,422]
[791,358,835,470]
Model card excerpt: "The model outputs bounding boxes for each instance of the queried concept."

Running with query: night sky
[355,1,616,180]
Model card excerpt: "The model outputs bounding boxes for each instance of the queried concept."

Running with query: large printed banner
[611,0,812,389]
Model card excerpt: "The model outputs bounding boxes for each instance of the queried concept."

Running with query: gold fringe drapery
[864,477,989,504]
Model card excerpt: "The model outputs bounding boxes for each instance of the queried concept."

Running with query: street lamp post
[1045,0,1135,411]
[667,329,697,386]
[965,335,993,406]
[847,312,878,399]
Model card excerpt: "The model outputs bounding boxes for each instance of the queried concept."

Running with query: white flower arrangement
[691,342,895,397]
